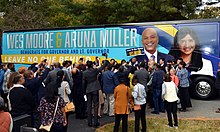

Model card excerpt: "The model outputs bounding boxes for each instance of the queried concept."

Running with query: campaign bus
[1,18,220,99]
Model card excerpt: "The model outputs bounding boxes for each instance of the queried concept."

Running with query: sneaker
[173,126,178,129]
[166,125,173,128]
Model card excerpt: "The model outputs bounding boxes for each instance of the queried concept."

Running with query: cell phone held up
[102,53,108,59]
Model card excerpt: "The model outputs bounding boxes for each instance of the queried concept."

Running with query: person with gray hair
[0,96,13,132]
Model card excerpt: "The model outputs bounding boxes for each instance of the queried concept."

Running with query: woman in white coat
[162,74,179,129]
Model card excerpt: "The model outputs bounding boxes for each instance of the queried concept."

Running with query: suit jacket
[44,68,62,85]
[102,70,118,94]
[83,64,107,93]
[134,68,149,91]
[44,68,71,87]
[135,51,174,64]
[152,69,165,90]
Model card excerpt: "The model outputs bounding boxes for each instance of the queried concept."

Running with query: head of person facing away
[45,81,58,103]
[56,70,65,88]
[7,63,15,72]
[132,77,139,86]
[86,61,93,68]
[163,74,171,82]
[7,72,25,90]
[24,70,34,79]
[18,66,28,77]
[53,62,61,69]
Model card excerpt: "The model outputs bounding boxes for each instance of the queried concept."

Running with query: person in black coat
[82,60,108,127]
[72,64,87,119]
[24,63,50,105]
[7,72,35,118]
[115,64,132,87]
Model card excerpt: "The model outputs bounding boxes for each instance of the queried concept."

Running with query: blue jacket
[152,69,165,90]
[176,68,189,87]
[0,69,5,91]
[102,70,118,94]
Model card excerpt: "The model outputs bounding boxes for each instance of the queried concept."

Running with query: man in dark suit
[44,62,71,87]
[151,64,165,114]
[134,62,149,92]
[135,28,174,64]
[44,62,62,85]
[82,60,108,127]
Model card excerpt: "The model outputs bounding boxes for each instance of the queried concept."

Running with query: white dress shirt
[132,83,146,105]
[144,50,158,63]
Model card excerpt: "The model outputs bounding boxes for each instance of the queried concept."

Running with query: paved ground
[67,98,220,132]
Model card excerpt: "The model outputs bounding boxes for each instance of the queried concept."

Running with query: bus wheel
[192,77,217,100]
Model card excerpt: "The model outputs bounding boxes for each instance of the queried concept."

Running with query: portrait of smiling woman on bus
[169,27,203,71]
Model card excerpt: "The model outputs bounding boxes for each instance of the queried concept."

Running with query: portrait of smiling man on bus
[135,28,174,64]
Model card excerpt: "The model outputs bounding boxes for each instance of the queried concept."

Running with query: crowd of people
[0,54,195,132]
[3,26,220,132]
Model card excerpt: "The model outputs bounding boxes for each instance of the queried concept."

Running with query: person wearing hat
[0,96,13,132]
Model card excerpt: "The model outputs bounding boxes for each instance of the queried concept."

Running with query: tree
[0,0,205,30]
[81,0,188,24]
[0,0,52,30]
[196,7,220,18]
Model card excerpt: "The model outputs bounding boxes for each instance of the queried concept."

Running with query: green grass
[96,117,220,132]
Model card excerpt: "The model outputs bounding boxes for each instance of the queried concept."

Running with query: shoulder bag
[64,83,75,113]
[39,97,60,132]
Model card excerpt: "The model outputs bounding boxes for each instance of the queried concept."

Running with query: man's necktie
[151,55,155,61]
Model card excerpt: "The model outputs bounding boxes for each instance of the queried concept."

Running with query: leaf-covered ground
[96,117,220,132]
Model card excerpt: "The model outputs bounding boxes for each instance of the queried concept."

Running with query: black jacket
[9,86,36,117]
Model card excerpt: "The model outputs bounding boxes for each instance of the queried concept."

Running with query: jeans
[153,89,164,113]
